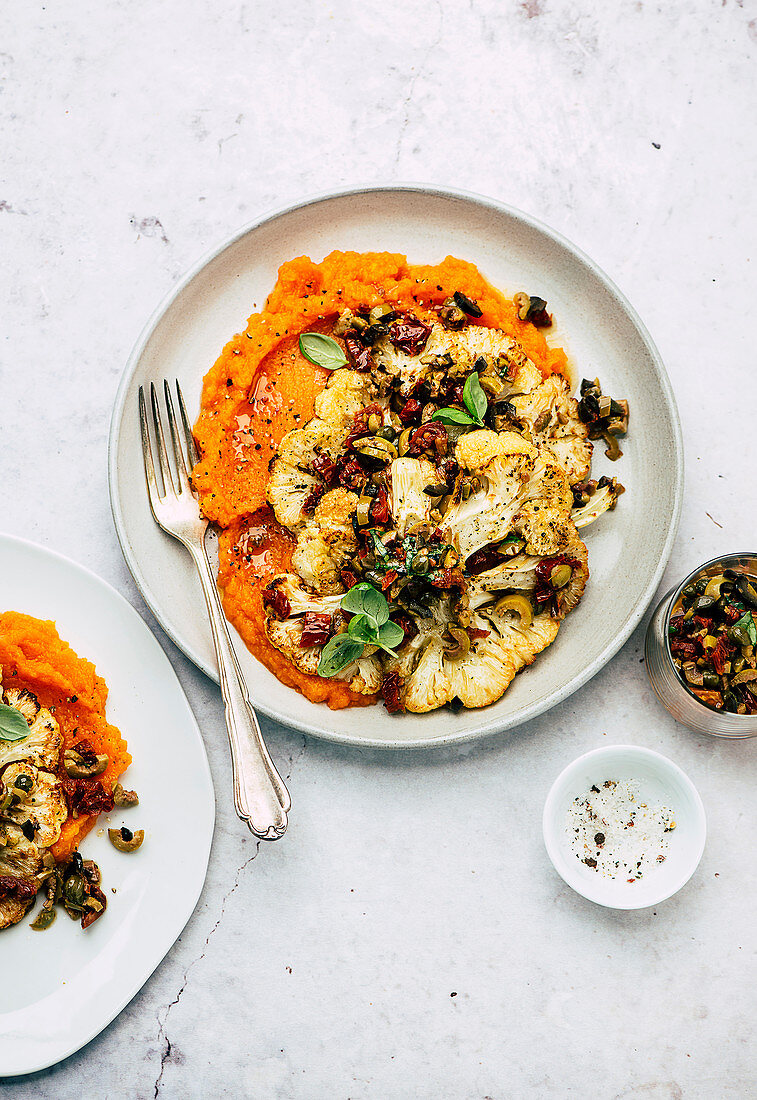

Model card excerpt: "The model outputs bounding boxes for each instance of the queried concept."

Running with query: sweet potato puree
[0,612,130,860]
[193,251,569,709]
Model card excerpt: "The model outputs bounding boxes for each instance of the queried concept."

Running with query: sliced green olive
[112,783,139,808]
[63,874,85,908]
[493,593,533,627]
[398,428,413,457]
[703,574,727,599]
[30,906,57,931]
[692,595,716,613]
[443,627,471,662]
[108,826,145,853]
[353,436,398,462]
[356,495,372,526]
[63,749,109,779]
[550,564,573,589]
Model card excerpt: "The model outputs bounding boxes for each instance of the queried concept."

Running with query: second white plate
[108,185,683,749]
[0,535,214,1075]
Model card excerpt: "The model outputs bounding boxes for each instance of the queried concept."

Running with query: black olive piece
[723,569,738,580]
[120,827,134,843]
[735,575,757,609]
[361,323,389,346]
[723,691,739,713]
[694,578,709,595]
[452,291,483,318]
[21,820,36,841]
[14,774,33,793]
[693,595,716,612]
[473,356,487,373]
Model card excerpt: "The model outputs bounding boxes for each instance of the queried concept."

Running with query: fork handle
[188,541,291,840]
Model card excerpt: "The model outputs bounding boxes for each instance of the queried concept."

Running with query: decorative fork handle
[187,539,290,840]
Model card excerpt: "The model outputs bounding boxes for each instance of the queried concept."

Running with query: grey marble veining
[1,1,756,1097]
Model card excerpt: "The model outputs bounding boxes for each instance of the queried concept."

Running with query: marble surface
[1,1,756,1097]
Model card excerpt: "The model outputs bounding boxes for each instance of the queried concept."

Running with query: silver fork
[139,380,290,840]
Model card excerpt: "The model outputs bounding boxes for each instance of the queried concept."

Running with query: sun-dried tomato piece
[345,336,374,372]
[370,486,390,526]
[343,403,384,450]
[64,779,115,818]
[262,584,291,620]
[302,484,326,515]
[710,635,735,675]
[311,452,337,484]
[670,637,700,661]
[381,569,399,592]
[381,671,406,713]
[340,568,359,590]
[335,455,366,491]
[534,554,579,586]
[398,398,423,425]
[467,627,491,640]
[389,316,433,355]
[431,567,466,591]
[407,422,448,457]
[668,614,685,637]
[300,612,333,648]
[0,875,37,902]
[81,882,108,930]
[391,611,418,643]
[465,544,502,576]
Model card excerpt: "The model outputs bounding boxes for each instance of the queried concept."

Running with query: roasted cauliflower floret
[0,687,61,772]
[313,369,376,428]
[291,488,359,594]
[267,420,341,530]
[0,828,43,930]
[571,478,624,529]
[511,374,592,484]
[402,635,452,713]
[468,538,588,619]
[443,633,520,708]
[482,605,561,669]
[390,457,441,535]
[514,501,575,556]
[2,763,67,849]
[263,575,382,695]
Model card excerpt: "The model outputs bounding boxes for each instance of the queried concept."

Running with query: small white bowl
[543,745,706,909]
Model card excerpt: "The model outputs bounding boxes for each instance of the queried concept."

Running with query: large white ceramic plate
[109,185,683,750]
[0,535,214,1076]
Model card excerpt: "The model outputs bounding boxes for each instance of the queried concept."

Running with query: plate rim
[108,182,684,750]
[0,532,215,1076]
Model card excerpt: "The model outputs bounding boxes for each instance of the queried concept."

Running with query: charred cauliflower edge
[261,296,626,713]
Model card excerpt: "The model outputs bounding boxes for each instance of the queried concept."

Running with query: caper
[723,691,739,713]
[702,671,720,689]
[13,774,33,794]
[377,426,396,442]
[411,551,429,575]
[64,875,85,908]
[729,622,752,647]
[550,564,573,589]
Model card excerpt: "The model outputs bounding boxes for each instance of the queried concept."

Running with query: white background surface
[1,1,755,1097]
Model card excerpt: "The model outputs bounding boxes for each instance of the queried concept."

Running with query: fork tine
[150,382,176,496]
[176,381,200,467]
[138,386,163,505]
[163,380,190,491]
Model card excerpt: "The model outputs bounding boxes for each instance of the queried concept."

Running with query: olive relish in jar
[668,569,757,712]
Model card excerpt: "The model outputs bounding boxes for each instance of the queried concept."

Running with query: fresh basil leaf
[298,332,348,371]
[0,703,30,742]
[735,611,757,646]
[345,614,374,643]
[431,408,475,426]
[376,620,405,652]
[341,582,389,627]
[317,634,365,677]
[462,372,488,424]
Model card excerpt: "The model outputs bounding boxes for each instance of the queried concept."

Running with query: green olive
[108,826,145,853]
[550,564,573,589]
[411,551,429,575]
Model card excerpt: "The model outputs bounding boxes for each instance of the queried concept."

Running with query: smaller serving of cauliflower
[261,293,627,713]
